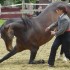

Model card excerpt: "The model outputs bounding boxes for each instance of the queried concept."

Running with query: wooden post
[0,4,1,16]
[22,0,25,18]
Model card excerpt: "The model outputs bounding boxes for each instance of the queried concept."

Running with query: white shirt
[59,13,64,18]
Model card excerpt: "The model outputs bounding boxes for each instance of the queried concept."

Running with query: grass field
[0,19,6,26]
[0,37,70,70]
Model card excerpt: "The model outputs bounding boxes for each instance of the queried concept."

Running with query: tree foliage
[0,0,70,5]
[0,0,4,5]
[25,0,36,3]
[61,0,70,2]
[0,0,36,5]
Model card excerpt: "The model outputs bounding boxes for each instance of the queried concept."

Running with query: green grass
[0,19,6,26]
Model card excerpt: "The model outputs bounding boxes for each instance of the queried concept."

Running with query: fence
[0,3,50,19]
[0,3,70,19]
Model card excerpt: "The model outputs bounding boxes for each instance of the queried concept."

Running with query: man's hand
[51,31,56,35]
[45,27,50,32]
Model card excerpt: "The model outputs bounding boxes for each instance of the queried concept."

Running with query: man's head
[55,5,67,16]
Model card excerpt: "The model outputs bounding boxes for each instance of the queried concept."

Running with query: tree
[25,0,36,3]
[0,0,36,5]
[0,0,4,5]
[61,0,70,2]
[30,0,36,3]
[14,0,22,4]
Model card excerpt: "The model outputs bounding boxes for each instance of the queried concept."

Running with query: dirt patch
[0,37,70,70]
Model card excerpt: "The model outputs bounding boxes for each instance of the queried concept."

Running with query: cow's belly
[27,29,53,46]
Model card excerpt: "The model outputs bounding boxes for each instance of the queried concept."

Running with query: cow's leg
[0,47,17,63]
[29,46,39,64]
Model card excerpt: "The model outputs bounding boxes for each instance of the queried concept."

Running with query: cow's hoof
[29,61,36,64]
[36,60,45,64]
[29,60,45,64]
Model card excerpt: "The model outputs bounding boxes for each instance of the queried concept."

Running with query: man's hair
[56,5,67,14]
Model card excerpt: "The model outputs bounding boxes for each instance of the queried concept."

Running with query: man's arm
[55,19,69,37]
[45,21,58,31]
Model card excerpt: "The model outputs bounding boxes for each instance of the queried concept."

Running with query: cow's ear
[4,24,12,31]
